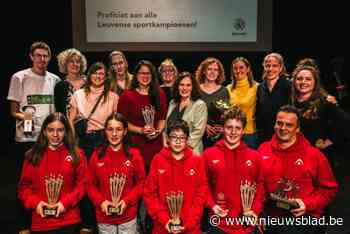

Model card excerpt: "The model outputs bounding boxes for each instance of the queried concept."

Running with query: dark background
[1,1,348,233]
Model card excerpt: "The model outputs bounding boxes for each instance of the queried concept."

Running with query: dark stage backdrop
[2,1,347,155]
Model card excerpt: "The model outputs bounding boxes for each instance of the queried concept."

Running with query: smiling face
[105,119,127,150]
[161,65,176,85]
[233,60,250,81]
[45,120,65,148]
[111,54,127,77]
[30,48,50,73]
[264,56,282,81]
[294,69,315,97]
[204,62,220,82]
[274,111,299,144]
[90,68,106,88]
[168,129,188,155]
[137,65,152,88]
[223,118,244,149]
[67,55,81,76]
[178,76,192,100]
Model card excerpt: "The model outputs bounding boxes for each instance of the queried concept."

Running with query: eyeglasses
[169,135,187,142]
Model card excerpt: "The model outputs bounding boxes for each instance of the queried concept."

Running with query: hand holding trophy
[166,191,184,233]
[109,173,126,215]
[240,180,258,226]
[44,174,64,216]
[142,106,157,139]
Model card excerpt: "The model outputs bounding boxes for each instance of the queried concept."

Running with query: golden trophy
[109,173,126,215]
[44,174,63,216]
[166,191,184,232]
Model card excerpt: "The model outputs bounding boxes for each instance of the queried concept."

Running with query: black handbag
[74,93,104,138]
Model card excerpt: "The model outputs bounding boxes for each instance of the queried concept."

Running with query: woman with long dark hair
[165,71,207,155]
[18,112,87,234]
[88,113,145,234]
[69,62,119,158]
[118,60,167,169]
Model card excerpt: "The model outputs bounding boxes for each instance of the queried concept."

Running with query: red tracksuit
[18,145,87,231]
[203,140,264,234]
[143,147,207,234]
[87,146,145,224]
[258,133,338,218]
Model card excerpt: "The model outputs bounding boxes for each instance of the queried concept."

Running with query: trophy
[210,99,233,141]
[240,180,257,226]
[109,173,126,214]
[142,105,156,136]
[22,105,36,134]
[166,191,184,232]
[269,177,300,210]
[44,174,63,216]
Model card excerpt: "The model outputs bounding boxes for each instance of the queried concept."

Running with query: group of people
[7,41,348,234]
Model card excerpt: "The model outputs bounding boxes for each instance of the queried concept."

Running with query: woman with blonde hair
[227,57,259,148]
[108,51,133,96]
[158,58,178,104]
[55,48,87,117]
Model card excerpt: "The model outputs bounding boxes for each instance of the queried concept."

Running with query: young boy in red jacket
[258,105,338,234]
[144,120,207,234]
[203,106,264,234]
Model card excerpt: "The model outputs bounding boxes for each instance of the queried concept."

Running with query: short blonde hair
[57,48,87,74]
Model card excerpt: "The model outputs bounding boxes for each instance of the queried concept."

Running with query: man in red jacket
[144,120,207,234]
[204,106,264,234]
[258,105,338,234]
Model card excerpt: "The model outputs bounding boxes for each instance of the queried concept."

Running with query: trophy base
[43,207,57,216]
[108,206,121,215]
[169,223,182,232]
[276,201,299,210]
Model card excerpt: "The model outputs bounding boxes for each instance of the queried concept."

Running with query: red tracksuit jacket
[18,145,87,231]
[203,140,264,234]
[258,133,338,218]
[143,147,207,234]
[87,146,145,224]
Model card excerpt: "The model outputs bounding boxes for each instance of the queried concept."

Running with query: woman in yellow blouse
[227,57,259,148]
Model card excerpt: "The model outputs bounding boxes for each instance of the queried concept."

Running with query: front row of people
[17,105,338,234]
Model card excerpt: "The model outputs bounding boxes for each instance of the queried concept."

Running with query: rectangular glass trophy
[109,173,126,215]
[269,177,300,210]
[23,112,33,134]
[142,105,156,136]
[166,191,184,232]
[44,174,63,216]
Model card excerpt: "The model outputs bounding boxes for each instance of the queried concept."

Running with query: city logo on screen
[232,18,247,35]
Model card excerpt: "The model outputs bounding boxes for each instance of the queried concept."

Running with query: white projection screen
[72,0,272,51]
